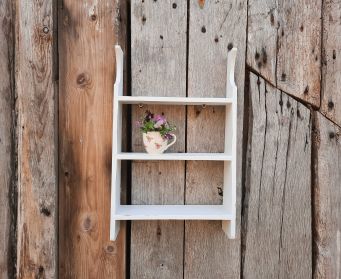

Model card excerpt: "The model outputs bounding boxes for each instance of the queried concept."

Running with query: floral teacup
[143,131,176,154]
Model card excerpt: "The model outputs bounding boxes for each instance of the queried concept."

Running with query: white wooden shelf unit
[110,45,237,241]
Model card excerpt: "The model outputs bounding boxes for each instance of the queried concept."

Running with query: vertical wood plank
[130,1,187,278]
[247,0,277,84]
[313,112,341,279]
[59,0,125,278]
[0,1,14,278]
[247,0,321,107]
[242,73,312,278]
[185,1,247,278]
[16,0,57,277]
[320,0,341,127]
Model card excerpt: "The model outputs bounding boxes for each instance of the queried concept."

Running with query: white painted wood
[223,48,238,238]
[110,46,238,240]
[116,152,232,161]
[110,45,124,241]
[114,205,233,220]
[118,95,232,105]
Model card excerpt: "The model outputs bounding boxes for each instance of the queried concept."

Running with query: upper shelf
[117,96,233,105]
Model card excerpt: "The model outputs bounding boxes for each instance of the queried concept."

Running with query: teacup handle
[164,134,177,151]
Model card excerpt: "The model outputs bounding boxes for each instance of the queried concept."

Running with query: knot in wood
[76,73,91,88]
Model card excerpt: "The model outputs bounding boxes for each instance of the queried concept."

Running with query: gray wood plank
[185,0,247,278]
[16,0,57,277]
[313,112,341,279]
[0,1,14,278]
[242,72,312,279]
[247,0,321,107]
[130,1,187,278]
[320,0,341,127]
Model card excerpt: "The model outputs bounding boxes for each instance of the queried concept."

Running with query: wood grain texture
[0,1,14,278]
[58,0,125,278]
[242,73,312,279]
[313,112,341,279]
[15,0,57,278]
[130,1,187,278]
[247,0,321,107]
[320,0,341,126]
[185,0,247,278]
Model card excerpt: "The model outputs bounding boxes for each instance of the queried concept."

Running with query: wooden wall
[0,0,340,278]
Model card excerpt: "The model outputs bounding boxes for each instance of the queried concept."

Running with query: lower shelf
[113,205,233,220]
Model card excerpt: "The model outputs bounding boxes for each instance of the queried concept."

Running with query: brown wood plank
[15,0,57,277]
[58,1,125,278]
[313,112,341,279]
[130,1,187,278]
[320,0,341,126]
[0,1,14,278]
[185,1,247,278]
[247,0,321,107]
[242,73,312,278]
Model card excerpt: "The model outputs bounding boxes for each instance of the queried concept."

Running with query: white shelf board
[116,152,232,161]
[117,95,232,105]
[114,205,233,220]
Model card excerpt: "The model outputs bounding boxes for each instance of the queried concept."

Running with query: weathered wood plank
[185,1,247,278]
[247,0,277,84]
[247,0,321,107]
[313,112,341,279]
[16,0,57,277]
[242,73,312,279]
[0,1,14,278]
[320,0,341,127]
[59,0,125,278]
[130,1,187,278]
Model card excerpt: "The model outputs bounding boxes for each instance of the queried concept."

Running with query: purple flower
[164,133,173,140]
[145,110,154,121]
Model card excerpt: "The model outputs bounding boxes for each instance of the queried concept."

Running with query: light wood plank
[185,0,247,278]
[0,1,14,278]
[320,0,341,126]
[247,0,321,107]
[58,0,125,277]
[242,73,312,278]
[130,1,187,278]
[15,0,57,277]
[313,112,341,279]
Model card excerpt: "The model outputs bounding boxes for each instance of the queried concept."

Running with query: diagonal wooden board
[242,72,312,278]
[185,0,247,278]
[313,112,341,279]
[130,1,187,278]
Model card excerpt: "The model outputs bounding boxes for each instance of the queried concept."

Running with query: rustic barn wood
[321,0,341,127]
[15,0,58,278]
[247,0,321,107]
[58,0,125,277]
[0,1,14,278]
[185,0,247,278]
[242,73,312,278]
[313,112,341,279]
[130,0,187,278]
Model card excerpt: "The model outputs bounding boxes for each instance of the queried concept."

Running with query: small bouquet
[137,110,176,154]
